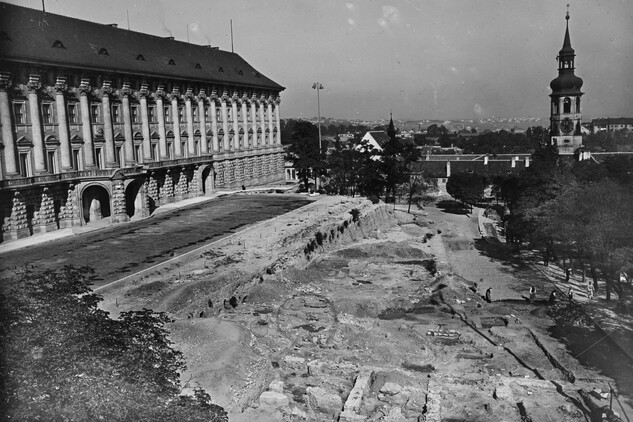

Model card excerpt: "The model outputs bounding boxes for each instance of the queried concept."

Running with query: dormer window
[195,63,202,69]
[255,72,260,77]
[238,70,244,75]
[218,67,224,73]
[168,59,176,65]
[98,48,109,55]
[52,40,65,49]
[0,31,10,41]
[136,54,145,61]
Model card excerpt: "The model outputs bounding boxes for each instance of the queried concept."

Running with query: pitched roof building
[0,2,285,242]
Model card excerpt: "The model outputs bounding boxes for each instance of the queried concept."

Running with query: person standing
[586,281,594,300]
[485,287,492,303]
[529,286,536,304]
[568,287,574,303]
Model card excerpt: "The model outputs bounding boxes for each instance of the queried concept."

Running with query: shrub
[368,195,380,204]
[315,231,324,246]
[350,208,361,222]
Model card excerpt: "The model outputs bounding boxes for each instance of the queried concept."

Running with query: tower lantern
[549,6,584,155]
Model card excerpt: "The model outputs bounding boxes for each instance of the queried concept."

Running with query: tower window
[563,97,571,114]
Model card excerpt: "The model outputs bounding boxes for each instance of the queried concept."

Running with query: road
[0,194,312,288]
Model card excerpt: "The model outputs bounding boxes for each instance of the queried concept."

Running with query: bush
[350,208,361,222]
[368,194,380,204]
[315,231,324,246]
[0,266,227,422]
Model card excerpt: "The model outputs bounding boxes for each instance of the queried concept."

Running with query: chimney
[446,160,451,177]
[484,155,489,165]
[525,156,530,167]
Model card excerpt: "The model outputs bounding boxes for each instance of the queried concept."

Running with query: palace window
[116,146,123,165]
[19,152,31,177]
[134,145,141,163]
[42,103,53,124]
[68,103,78,123]
[47,150,57,173]
[131,105,139,123]
[72,149,80,170]
[164,106,171,122]
[95,147,103,169]
[178,106,185,121]
[152,143,159,161]
[149,105,156,122]
[112,104,121,123]
[13,103,25,124]
[91,104,100,122]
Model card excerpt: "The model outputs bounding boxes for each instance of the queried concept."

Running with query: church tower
[550,8,584,155]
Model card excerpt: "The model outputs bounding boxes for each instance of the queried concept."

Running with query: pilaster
[77,79,96,168]
[0,71,18,175]
[100,80,117,167]
[121,81,135,165]
[54,76,72,170]
[27,74,46,173]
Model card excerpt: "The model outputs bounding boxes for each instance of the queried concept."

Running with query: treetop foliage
[0,266,228,422]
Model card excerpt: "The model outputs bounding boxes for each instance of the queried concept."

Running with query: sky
[7,0,633,121]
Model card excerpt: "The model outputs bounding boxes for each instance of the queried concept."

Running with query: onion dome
[550,10,583,94]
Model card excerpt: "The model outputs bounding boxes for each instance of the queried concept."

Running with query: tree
[0,266,227,421]
[285,120,327,191]
[401,174,437,213]
[446,172,487,213]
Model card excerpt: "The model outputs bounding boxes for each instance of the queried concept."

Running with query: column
[139,84,152,161]
[231,97,240,150]
[198,90,208,154]
[258,99,266,148]
[170,89,182,157]
[184,90,196,156]
[78,79,95,168]
[27,75,46,173]
[155,86,168,159]
[121,82,134,166]
[100,81,117,167]
[241,98,249,149]
[250,96,258,149]
[54,77,72,171]
[274,98,281,146]
[0,72,18,175]
[221,96,230,151]
[267,100,274,148]
[210,97,219,152]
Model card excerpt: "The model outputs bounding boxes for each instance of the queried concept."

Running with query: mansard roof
[0,2,284,92]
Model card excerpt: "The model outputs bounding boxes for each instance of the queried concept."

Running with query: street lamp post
[312,82,323,191]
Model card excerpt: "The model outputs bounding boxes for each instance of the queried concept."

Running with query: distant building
[549,9,584,155]
[591,118,633,133]
[359,131,391,152]
[0,3,284,242]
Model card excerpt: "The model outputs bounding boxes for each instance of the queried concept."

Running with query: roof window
[195,63,202,69]
[52,40,65,49]
[238,70,244,75]
[136,54,145,61]
[0,32,10,41]
[218,67,224,73]
[255,72,260,77]
[168,59,176,65]
[98,48,109,55]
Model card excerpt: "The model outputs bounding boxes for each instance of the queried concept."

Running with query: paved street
[0,194,312,288]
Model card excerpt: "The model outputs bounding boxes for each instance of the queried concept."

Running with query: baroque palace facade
[0,3,285,242]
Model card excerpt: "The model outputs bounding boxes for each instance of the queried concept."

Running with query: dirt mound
[428,274,482,307]
[244,279,292,304]
[336,242,432,260]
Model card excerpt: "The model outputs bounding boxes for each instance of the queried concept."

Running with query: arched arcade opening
[81,185,111,224]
